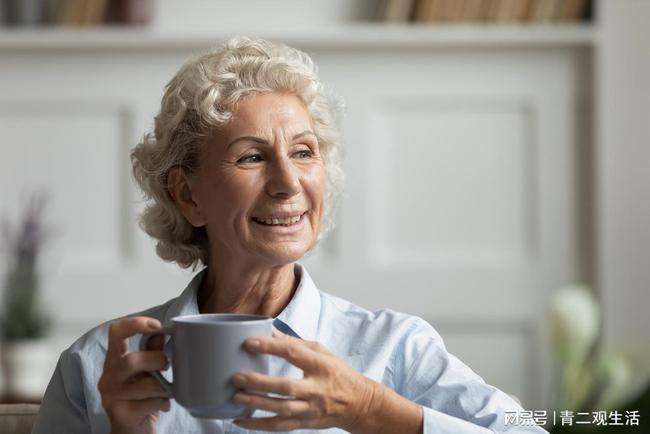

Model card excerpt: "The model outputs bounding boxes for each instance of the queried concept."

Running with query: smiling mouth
[251,212,307,227]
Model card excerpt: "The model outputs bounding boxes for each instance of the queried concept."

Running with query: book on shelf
[556,0,589,21]
[378,0,417,22]
[413,0,437,23]
[489,0,531,22]
[56,0,106,26]
[462,0,488,21]
[105,0,153,25]
[413,0,465,22]
[442,0,465,21]
[0,0,154,27]
[406,0,592,24]
[526,0,560,22]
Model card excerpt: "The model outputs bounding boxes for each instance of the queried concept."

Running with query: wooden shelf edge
[0,23,598,52]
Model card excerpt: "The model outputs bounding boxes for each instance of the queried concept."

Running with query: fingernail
[233,374,247,387]
[247,339,260,349]
[147,319,161,329]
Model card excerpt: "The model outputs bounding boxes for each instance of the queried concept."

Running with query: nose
[265,154,301,199]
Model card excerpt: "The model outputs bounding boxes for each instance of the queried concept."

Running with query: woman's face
[188,92,326,266]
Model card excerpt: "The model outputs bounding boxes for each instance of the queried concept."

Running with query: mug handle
[139,325,174,395]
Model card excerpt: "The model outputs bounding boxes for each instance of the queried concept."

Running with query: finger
[301,339,327,353]
[244,336,320,371]
[117,375,171,401]
[107,317,161,362]
[233,392,311,417]
[117,351,168,383]
[234,415,320,431]
[144,333,165,351]
[233,372,311,399]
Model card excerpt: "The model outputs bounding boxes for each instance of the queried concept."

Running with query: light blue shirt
[33,264,548,434]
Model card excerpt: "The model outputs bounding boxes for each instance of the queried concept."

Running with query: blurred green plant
[0,192,51,342]
[548,284,648,432]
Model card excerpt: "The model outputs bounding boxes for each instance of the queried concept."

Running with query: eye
[293,149,313,159]
[238,154,263,164]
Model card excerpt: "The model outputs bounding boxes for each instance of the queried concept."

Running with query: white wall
[597,0,650,365]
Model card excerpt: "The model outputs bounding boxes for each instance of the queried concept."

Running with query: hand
[231,329,380,432]
[99,316,171,434]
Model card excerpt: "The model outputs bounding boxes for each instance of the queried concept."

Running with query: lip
[251,211,307,233]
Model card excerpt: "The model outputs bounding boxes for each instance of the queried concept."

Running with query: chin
[257,243,311,265]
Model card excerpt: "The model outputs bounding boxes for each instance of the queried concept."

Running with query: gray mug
[140,313,274,419]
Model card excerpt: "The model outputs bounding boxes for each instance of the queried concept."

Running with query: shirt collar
[162,262,321,342]
[274,263,321,341]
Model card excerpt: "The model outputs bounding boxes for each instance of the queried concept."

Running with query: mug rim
[172,313,274,325]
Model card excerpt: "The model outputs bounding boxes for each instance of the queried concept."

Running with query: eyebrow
[226,130,315,149]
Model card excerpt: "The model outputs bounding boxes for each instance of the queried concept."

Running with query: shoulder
[318,290,444,351]
[316,290,449,392]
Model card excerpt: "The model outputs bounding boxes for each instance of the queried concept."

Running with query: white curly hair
[131,37,345,270]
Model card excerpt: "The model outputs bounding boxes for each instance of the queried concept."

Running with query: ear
[167,166,206,227]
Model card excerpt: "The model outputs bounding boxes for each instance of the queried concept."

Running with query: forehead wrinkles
[231,120,313,145]
[231,93,307,124]
[270,98,304,121]
[226,94,313,144]
[263,101,311,135]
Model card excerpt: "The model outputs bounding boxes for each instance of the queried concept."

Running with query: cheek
[222,175,254,201]
[316,167,327,205]
[225,179,261,223]
[305,165,327,211]
[196,172,260,221]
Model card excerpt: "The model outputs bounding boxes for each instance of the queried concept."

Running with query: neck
[197,256,298,318]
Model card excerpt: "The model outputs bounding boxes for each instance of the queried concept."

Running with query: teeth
[256,214,303,226]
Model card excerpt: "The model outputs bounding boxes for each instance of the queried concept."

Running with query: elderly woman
[33,37,547,434]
